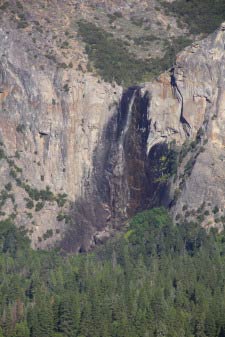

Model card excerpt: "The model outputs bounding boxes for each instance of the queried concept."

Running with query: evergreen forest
[0,208,225,337]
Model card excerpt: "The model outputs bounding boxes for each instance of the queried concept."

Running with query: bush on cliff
[163,0,225,34]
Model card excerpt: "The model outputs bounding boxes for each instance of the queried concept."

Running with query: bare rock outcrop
[0,22,122,249]
[143,23,225,228]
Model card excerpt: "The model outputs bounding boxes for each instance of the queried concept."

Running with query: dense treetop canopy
[0,208,225,337]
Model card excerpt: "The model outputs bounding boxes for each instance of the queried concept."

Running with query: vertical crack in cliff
[170,68,191,137]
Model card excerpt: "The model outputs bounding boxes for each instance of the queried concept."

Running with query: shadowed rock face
[92,87,153,221]
[61,87,174,252]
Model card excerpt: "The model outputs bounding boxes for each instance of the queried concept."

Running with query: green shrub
[0,1,9,10]
[56,193,67,207]
[35,202,45,212]
[5,182,12,191]
[0,190,11,208]
[25,199,34,209]
[57,213,65,222]
[39,187,54,201]
[57,212,71,224]
[107,11,123,23]
[16,178,22,186]
[43,229,53,240]
[213,206,219,214]
[0,148,5,160]
[24,185,40,201]
[197,214,204,223]
[17,20,29,29]
[133,35,159,45]
[14,165,22,173]
[131,16,145,27]
[61,41,69,49]
[26,212,33,219]
[45,53,57,63]
[10,169,17,179]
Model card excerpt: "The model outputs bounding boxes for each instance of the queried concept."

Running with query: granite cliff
[68,23,225,250]
[0,0,225,251]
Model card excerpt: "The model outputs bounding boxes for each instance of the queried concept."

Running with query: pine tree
[12,321,29,337]
[58,294,80,337]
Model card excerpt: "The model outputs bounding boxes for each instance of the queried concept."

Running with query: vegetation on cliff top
[78,20,191,86]
[0,208,225,336]
[162,0,225,34]
[78,0,225,86]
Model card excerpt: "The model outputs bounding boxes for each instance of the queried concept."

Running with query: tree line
[0,208,225,337]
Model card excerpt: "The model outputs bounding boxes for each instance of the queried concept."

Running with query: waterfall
[118,87,139,149]
[114,87,139,182]
[66,85,173,251]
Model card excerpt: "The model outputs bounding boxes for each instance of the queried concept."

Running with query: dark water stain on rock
[61,87,174,252]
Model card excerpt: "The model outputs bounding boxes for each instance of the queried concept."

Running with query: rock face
[1,0,225,251]
[0,0,184,251]
[143,23,225,229]
[78,22,225,245]
[0,22,122,250]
